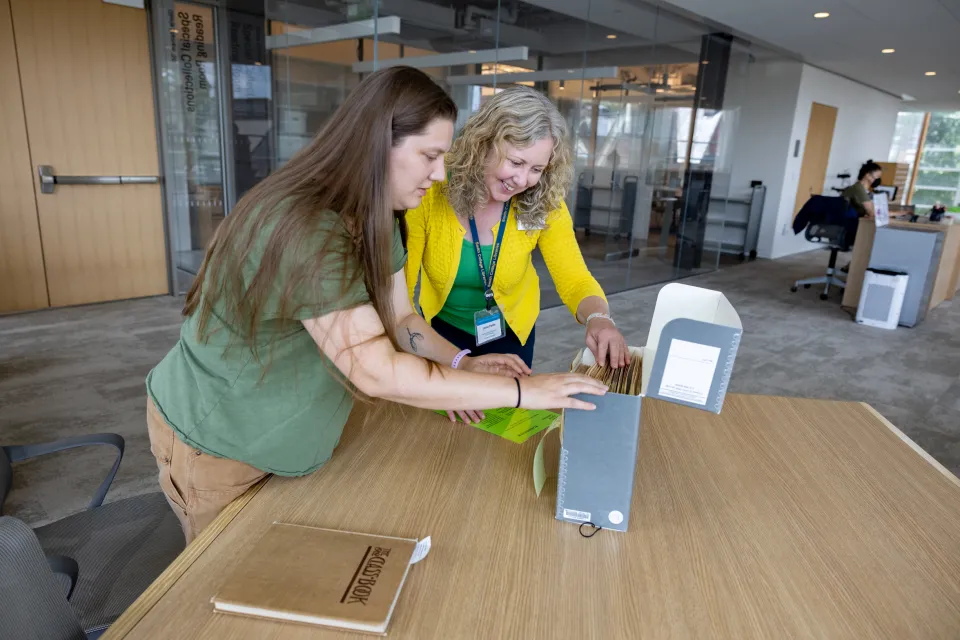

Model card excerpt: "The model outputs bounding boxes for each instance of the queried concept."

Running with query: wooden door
[10,0,167,307]
[0,2,47,312]
[793,102,838,217]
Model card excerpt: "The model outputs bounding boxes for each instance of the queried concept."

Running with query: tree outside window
[913,112,960,209]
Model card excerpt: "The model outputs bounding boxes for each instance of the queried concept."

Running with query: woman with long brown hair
[145,67,605,543]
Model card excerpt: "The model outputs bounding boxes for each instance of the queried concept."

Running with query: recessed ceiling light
[925,71,937,76]
[606,34,617,39]
[881,48,895,54]
[814,12,830,18]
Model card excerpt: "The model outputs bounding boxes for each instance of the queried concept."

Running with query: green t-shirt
[842,182,871,216]
[436,239,490,335]
[146,212,406,476]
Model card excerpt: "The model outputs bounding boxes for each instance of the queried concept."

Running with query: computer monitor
[874,185,898,202]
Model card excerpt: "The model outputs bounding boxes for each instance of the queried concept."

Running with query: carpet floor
[2,249,957,526]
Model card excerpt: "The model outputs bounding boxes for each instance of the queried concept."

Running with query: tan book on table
[212,523,428,635]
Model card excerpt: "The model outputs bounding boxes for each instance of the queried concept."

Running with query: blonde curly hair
[444,86,573,229]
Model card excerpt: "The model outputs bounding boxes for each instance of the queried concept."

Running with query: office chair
[1,515,88,639]
[790,222,849,300]
[0,435,184,638]
[615,175,639,239]
[574,171,594,234]
[829,172,852,195]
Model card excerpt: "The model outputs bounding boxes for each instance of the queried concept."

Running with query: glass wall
[154,0,772,300]
[153,1,227,283]
[152,0,272,290]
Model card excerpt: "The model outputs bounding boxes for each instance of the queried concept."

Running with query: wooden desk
[105,396,960,639]
[842,218,960,310]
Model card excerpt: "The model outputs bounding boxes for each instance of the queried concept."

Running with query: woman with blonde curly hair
[405,86,629,392]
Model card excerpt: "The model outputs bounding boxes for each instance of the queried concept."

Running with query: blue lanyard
[468,199,511,310]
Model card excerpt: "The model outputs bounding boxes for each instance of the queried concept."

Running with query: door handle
[38,165,159,194]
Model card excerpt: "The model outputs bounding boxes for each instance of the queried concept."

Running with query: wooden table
[105,396,960,639]
[842,217,960,310]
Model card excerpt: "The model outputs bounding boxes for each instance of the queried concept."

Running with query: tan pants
[146,399,268,544]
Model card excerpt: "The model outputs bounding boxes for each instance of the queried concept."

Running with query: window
[888,112,925,203]
[912,112,960,208]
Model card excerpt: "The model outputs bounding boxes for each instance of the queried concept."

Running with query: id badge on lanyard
[469,199,511,347]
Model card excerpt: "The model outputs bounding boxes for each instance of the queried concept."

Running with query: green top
[146,212,406,476]
[436,239,491,335]
[842,182,871,216]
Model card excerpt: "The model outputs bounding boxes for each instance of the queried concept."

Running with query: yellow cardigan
[404,183,606,345]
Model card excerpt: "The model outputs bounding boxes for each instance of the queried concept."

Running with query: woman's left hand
[461,353,531,378]
[445,409,486,424]
[444,354,532,424]
[585,318,630,368]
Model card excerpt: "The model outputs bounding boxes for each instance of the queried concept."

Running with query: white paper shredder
[856,268,909,329]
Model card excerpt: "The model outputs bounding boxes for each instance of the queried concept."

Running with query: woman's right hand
[519,373,607,411]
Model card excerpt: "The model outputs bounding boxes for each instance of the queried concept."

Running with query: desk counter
[105,397,960,639]
[842,218,960,311]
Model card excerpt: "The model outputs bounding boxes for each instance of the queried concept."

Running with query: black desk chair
[0,435,184,639]
[791,223,849,300]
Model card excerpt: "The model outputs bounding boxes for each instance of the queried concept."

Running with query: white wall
[770,65,901,258]
[723,59,804,258]
[722,61,902,258]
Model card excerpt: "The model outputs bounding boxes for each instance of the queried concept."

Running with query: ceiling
[266,0,717,73]
[261,0,960,110]
[658,0,960,111]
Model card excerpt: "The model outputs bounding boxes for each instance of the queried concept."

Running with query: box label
[657,339,721,406]
[562,508,591,522]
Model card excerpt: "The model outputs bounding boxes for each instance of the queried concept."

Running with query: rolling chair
[829,172,852,195]
[0,434,184,639]
[790,222,849,300]
[574,171,594,234]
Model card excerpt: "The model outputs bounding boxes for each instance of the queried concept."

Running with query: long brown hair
[184,67,457,362]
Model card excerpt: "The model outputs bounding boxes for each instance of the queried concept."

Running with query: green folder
[433,407,558,444]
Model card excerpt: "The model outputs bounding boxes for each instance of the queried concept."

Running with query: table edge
[101,476,270,639]
[861,402,960,489]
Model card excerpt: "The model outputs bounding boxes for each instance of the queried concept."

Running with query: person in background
[145,68,606,544]
[930,202,947,222]
[837,160,883,272]
[404,87,630,399]
[843,160,882,219]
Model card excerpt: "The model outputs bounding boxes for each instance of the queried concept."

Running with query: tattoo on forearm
[406,327,424,352]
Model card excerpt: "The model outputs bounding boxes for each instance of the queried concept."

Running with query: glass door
[152,1,227,285]
[573,73,655,295]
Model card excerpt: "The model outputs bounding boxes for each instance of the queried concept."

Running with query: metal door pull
[38,165,159,194]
